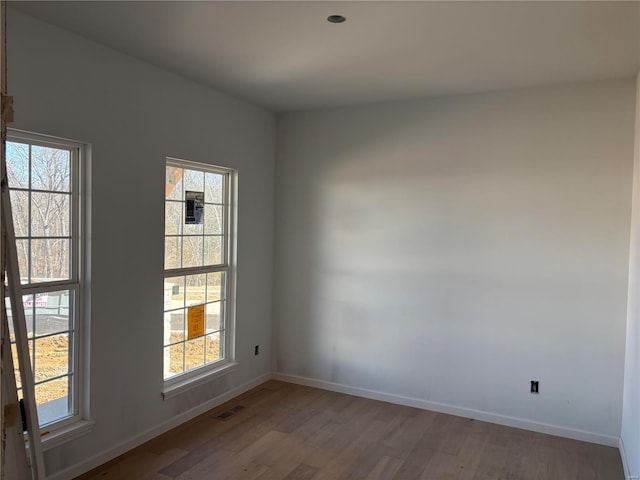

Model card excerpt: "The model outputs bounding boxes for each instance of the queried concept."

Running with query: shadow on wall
[275,88,630,423]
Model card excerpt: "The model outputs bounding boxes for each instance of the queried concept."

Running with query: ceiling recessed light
[327,15,346,24]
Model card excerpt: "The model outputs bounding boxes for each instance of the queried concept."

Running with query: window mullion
[19,281,79,294]
[164,265,228,278]
[27,143,32,284]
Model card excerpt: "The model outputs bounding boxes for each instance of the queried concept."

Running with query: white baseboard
[46,373,271,480]
[271,372,620,448]
[620,436,635,480]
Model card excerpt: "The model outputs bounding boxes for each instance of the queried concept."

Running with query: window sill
[41,419,94,451]
[162,361,238,400]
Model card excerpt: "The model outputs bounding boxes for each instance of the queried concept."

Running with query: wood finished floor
[76,380,624,480]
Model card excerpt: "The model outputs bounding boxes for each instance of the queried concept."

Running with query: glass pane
[5,298,14,342]
[35,290,71,337]
[165,201,182,235]
[11,342,21,389]
[29,339,34,371]
[183,209,204,235]
[34,333,69,382]
[7,302,34,388]
[31,146,71,192]
[166,166,183,201]
[30,238,70,282]
[204,236,222,266]
[11,341,35,391]
[164,276,184,311]
[36,376,71,426]
[164,343,184,379]
[205,172,223,204]
[31,192,70,237]
[21,294,35,339]
[183,169,204,197]
[16,239,29,284]
[205,332,221,363]
[206,301,222,332]
[182,236,203,268]
[6,142,29,188]
[164,236,182,269]
[4,299,33,339]
[164,310,185,345]
[185,190,204,226]
[184,337,205,371]
[185,274,206,307]
[10,190,29,237]
[204,204,223,235]
[206,272,224,303]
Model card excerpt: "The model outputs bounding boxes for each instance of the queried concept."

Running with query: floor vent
[216,405,246,420]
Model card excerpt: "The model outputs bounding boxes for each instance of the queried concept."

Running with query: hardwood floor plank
[456,430,491,480]
[158,439,232,478]
[345,442,399,479]
[375,401,404,423]
[420,452,461,480]
[471,442,508,480]
[594,445,625,480]
[501,445,538,480]
[391,433,437,478]
[77,448,188,480]
[383,410,438,458]
[439,416,474,456]
[237,432,312,480]
[534,444,559,480]
[309,418,393,479]
[299,420,346,469]
[365,455,403,480]
[176,430,287,480]
[575,453,598,480]
[281,463,319,480]
[274,405,322,434]
[421,413,457,452]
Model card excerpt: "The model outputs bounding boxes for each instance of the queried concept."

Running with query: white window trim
[162,362,238,400]
[7,129,92,442]
[41,419,94,451]
[162,157,238,399]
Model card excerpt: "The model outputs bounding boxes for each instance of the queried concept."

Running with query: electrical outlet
[530,381,539,394]
[254,345,259,356]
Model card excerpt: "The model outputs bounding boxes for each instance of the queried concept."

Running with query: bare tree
[6,142,71,283]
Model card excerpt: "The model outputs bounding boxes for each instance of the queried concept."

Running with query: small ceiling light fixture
[327,14,346,24]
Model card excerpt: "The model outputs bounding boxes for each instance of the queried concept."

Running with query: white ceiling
[10,1,640,112]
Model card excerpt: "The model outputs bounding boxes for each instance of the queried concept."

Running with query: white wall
[622,74,640,478]
[8,10,275,477]
[274,80,635,441]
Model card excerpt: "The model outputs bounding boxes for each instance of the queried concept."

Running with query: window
[163,158,236,391]
[5,130,85,430]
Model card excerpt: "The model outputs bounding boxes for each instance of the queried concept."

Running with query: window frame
[6,129,91,444]
[162,157,237,398]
